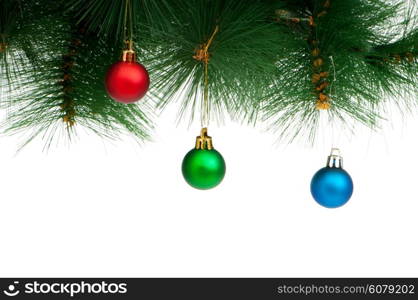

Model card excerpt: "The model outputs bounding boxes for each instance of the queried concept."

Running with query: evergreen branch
[1,6,153,150]
[259,0,412,142]
[145,0,280,124]
[66,0,172,41]
[1,0,417,147]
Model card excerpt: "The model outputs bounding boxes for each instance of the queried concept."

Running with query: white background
[0,104,417,277]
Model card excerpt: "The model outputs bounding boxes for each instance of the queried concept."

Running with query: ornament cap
[121,40,136,62]
[326,147,343,168]
[195,128,213,150]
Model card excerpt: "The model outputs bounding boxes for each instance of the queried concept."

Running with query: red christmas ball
[105,61,150,103]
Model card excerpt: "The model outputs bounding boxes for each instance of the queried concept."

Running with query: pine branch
[66,0,172,41]
[1,0,48,102]
[1,7,153,150]
[144,0,280,124]
[1,0,417,147]
[260,0,412,142]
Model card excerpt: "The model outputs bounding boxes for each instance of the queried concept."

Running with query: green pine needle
[1,2,153,150]
[1,0,417,147]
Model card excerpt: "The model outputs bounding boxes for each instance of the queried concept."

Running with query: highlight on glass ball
[105,41,150,104]
[310,148,354,208]
[182,128,226,190]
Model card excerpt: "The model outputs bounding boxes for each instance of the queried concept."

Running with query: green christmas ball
[182,148,226,190]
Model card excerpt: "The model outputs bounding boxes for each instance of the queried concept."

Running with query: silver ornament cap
[326,148,343,168]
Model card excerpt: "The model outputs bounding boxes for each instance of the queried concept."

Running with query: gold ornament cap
[121,40,136,62]
[195,128,213,150]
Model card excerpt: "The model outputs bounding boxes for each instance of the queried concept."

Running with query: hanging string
[328,55,340,147]
[123,0,134,49]
[193,25,219,128]
[328,55,337,94]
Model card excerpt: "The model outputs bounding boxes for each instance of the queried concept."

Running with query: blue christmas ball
[310,167,353,208]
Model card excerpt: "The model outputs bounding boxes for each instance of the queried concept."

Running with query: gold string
[193,25,219,128]
[123,0,134,47]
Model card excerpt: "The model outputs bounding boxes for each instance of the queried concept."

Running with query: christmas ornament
[310,148,354,208]
[182,128,226,190]
[105,41,150,103]
[181,26,226,190]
